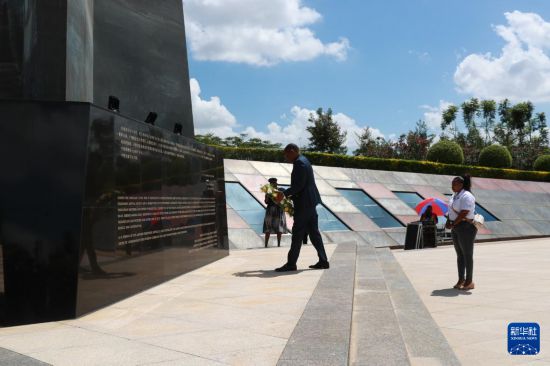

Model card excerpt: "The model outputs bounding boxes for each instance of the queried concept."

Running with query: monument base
[0,101,228,326]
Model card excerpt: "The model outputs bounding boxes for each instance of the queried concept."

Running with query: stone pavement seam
[277,241,357,366]
[377,248,461,366]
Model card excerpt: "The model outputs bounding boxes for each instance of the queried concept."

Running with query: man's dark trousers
[287,209,327,266]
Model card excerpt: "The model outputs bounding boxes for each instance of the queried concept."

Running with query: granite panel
[228,229,264,250]
[525,221,550,235]
[412,185,447,200]
[484,221,518,236]
[224,160,260,175]
[516,181,546,193]
[226,209,250,229]
[421,174,450,187]
[499,220,541,236]
[358,232,400,247]
[480,204,520,220]
[386,231,406,246]
[224,172,237,182]
[494,179,525,192]
[325,179,359,189]
[250,161,290,177]
[368,170,403,184]
[533,206,550,220]
[376,198,417,216]
[315,179,340,196]
[537,182,550,194]
[343,168,378,183]
[393,171,430,185]
[321,196,361,213]
[335,213,380,232]
[233,174,267,193]
[472,177,500,190]
[383,184,415,192]
[357,182,398,199]
[396,215,419,225]
[313,165,350,180]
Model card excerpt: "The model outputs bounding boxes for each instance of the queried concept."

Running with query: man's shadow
[234,269,312,278]
[431,288,473,297]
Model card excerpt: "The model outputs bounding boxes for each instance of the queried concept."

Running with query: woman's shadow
[431,288,473,297]
[234,269,311,278]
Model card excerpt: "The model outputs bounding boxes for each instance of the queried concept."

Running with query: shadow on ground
[431,288,473,297]
[233,269,313,278]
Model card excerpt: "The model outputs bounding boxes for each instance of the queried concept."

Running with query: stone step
[277,241,357,366]
[349,238,411,366]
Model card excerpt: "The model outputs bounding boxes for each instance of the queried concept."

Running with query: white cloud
[183,0,350,66]
[455,11,550,102]
[191,79,383,153]
[420,100,454,131]
[242,107,384,153]
[408,50,431,63]
[190,78,238,137]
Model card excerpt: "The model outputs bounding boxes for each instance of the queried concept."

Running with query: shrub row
[216,146,550,182]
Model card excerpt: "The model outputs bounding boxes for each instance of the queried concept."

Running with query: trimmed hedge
[534,155,550,172]
[216,146,550,183]
[426,140,464,165]
[478,145,512,168]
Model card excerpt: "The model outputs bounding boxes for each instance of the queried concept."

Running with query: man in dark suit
[274,144,329,272]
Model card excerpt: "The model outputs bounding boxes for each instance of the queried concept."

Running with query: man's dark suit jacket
[283,155,322,215]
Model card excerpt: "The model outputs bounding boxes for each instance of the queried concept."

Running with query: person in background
[446,175,477,290]
[420,205,438,224]
[263,178,289,247]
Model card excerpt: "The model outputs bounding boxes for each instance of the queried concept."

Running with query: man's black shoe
[275,264,297,272]
[309,261,329,269]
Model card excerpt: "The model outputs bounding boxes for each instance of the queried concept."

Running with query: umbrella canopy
[415,197,448,216]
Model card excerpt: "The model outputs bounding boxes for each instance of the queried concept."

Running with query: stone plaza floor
[394,237,550,366]
[1,238,550,365]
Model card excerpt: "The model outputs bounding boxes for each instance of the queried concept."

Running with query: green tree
[195,133,224,146]
[395,120,434,160]
[307,108,347,154]
[494,99,514,147]
[441,105,459,138]
[479,100,497,144]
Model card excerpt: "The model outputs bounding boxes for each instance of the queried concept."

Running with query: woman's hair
[453,174,472,192]
[462,174,472,192]
[425,205,432,216]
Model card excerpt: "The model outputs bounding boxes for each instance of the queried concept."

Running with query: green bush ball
[478,145,513,168]
[534,155,550,171]
[426,140,464,165]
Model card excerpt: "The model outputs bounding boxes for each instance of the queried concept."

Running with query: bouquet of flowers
[260,183,294,217]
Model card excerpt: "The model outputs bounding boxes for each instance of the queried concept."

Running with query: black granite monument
[0,0,228,326]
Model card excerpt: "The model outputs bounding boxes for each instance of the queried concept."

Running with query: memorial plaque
[0,102,228,325]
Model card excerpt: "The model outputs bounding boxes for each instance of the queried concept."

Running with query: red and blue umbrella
[415,197,448,216]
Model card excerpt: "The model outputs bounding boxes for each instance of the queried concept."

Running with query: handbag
[473,213,485,229]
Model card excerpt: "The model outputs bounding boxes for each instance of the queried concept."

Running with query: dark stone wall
[0,101,227,326]
[93,0,194,137]
[0,0,194,137]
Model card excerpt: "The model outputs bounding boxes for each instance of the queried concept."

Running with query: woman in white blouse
[446,175,477,290]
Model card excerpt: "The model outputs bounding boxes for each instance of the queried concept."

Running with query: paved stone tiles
[394,238,550,366]
[0,245,336,366]
[277,242,356,366]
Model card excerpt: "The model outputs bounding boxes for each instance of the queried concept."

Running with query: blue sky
[183,0,550,151]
